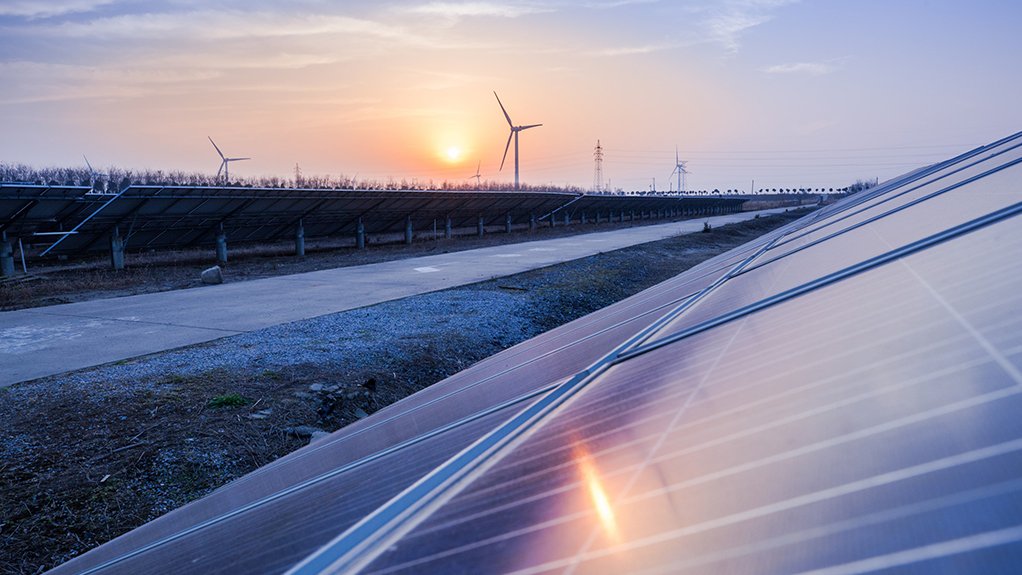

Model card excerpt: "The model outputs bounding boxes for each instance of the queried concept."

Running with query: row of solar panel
[0,185,747,259]
[49,130,1021,574]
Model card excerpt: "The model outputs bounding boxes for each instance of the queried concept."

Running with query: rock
[354,407,369,419]
[286,425,325,438]
[247,408,272,420]
[201,265,223,285]
[308,383,324,392]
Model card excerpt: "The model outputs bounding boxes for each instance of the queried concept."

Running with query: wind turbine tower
[208,136,251,184]
[593,140,604,192]
[494,92,542,191]
[469,161,482,188]
[669,148,689,193]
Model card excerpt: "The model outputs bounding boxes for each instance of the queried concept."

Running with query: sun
[445,146,463,163]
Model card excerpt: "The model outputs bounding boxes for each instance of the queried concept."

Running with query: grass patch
[207,393,249,408]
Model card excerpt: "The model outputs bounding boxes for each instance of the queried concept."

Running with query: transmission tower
[593,140,604,192]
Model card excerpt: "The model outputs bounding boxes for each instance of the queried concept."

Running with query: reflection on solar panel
[49,131,1022,574]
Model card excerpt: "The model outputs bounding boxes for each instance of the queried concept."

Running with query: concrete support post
[445,216,453,239]
[529,213,537,231]
[295,220,305,257]
[581,212,587,225]
[356,217,366,249]
[404,216,413,245]
[549,214,555,228]
[505,213,512,234]
[215,224,228,265]
[110,226,125,271]
[0,232,15,277]
[630,210,635,221]
[564,211,570,226]
[477,216,485,237]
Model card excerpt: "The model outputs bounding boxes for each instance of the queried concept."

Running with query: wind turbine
[668,148,689,193]
[83,154,96,186]
[208,136,250,184]
[468,161,483,188]
[494,92,542,191]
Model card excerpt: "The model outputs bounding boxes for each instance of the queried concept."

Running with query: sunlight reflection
[575,446,620,541]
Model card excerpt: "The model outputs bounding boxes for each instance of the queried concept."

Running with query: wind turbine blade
[499,130,513,171]
[216,162,224,179]
[208,136,226,160]
[476,160,481,176]
[229,157,251,162]
[83,154,94,173]
[519,123,543,131]
[493,91,513,128]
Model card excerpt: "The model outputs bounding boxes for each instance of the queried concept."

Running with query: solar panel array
[49,130,1022,574]
[0,184,745,259]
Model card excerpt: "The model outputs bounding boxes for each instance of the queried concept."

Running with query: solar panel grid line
[757,141,1022,265]
[285,206,813,574]
[617,201,1022,364]
[62,380,560,575]
[787,525,1022,575]
[622,478,1022,575]
[484,434,1022,575]
[895,259,1022,385]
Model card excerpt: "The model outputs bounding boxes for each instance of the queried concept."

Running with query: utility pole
[593,140,604,192]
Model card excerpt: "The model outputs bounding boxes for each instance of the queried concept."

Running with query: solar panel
[48,133,1020,574]
[1,185,746,259]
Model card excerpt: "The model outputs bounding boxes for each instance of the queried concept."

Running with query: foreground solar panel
[50,131,1022,574]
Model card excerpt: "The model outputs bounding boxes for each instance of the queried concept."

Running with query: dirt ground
[0,209,811,574]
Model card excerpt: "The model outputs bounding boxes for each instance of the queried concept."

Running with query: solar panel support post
[505,213,512,234]
[0,231,14,277]
[477,216,484,237]
[581,212,588,225]
[444,216,452,239]
[529,213,537,232]
[215,224,228,265]
[295,220,305,258]
[404,216,413,245]
[564,211,570,226]
[109,226,125,271]
[356,218,366,249]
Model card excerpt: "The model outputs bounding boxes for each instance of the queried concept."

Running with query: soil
[0,209,812,574]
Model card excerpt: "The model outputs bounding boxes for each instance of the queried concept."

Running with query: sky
[1,0,1020,192]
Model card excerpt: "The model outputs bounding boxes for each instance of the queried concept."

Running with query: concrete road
[0,208,792,387]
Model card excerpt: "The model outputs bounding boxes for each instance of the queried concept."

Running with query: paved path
[0,208,790,386]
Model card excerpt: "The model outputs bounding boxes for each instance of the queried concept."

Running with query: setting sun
[445,146,463,163]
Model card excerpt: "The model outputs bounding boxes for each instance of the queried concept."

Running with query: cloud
[761,61,837,76]
[700,0,799,53]
[595,43,673,57]
[405,1,551,18]
[0,0,116,19]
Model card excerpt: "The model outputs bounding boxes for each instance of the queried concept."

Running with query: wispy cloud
[761,61,837,76]
[31,11,412,41]
[0,0,116,19]
[595,43,674,57]
[700,0,799,53]
[405,2,552,18]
